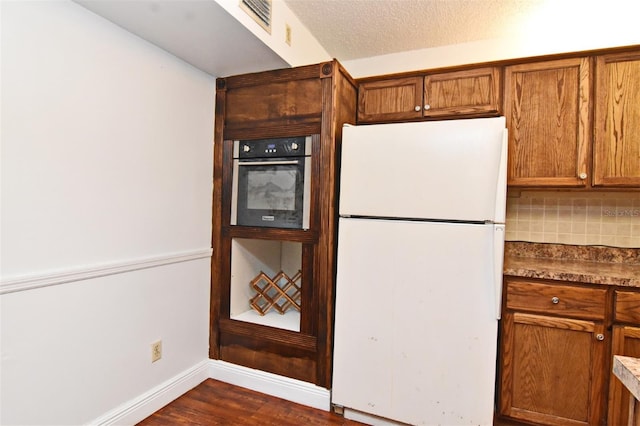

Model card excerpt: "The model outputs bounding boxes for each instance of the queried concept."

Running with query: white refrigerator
[332,117,508,426]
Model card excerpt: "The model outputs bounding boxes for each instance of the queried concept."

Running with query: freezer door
[332,218,503,425]
[340,117,507,223]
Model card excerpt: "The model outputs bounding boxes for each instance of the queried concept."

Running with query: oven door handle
[237,160,302,166]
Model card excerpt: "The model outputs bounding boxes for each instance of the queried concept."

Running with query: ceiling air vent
[240,0,272,33]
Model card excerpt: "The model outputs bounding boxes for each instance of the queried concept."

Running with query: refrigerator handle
[493,225,506,320]
[494,129,508,224]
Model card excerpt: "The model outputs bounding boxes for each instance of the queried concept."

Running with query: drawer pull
[596,333,605,341]
[551,296,560,304]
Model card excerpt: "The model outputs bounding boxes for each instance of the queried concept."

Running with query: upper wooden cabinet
[357,67,501,123]
[504,58,591,187]
[357,76,423,122]
[424,67,501,118]
[594,51,640,187]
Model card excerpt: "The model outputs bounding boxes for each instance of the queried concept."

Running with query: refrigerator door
[332,217,503,426]
[339,117,507,223]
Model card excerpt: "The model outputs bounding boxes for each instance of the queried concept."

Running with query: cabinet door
[608,326,640,426]
[357,76,423,122]
[609,289,640,425]
[423,67,500,118]
[594,51,640,187]
[504,58,591,187]
[499,312,607,425]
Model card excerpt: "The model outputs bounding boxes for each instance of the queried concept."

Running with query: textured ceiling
[283,0,546,60]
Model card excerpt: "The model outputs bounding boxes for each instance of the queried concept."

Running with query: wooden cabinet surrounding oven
[211,61,356,388]
[357,67,501,123]
[498,278,608,425]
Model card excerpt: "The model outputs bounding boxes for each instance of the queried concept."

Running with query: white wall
[1,1,214,424]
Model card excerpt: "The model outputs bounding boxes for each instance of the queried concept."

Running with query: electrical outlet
[285,24,292,46]
[151,340,162,363]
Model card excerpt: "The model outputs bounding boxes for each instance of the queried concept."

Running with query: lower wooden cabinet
[608,290,640,425]
[498,278,608,425]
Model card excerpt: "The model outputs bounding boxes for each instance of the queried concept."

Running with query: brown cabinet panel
[357,76,423,122]
[499,310,607,426]
[504,58,591,187]
[424,67,500,117]
[506,280,606,320]
[608,325,640,426]
[224,78,323,132]
[594,51,640,187]
[219,329,317,383]
[615,290,640,323]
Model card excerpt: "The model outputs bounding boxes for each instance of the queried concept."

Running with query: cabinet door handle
[579,172,587,180]
[551,296,560,304]
[423,104,431,111]
[596,333,605,341]
[414,106,421,112]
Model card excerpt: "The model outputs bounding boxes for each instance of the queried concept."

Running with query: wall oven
[231,136,311,229]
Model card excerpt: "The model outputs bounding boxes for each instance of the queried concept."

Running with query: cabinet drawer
[506,280,607,320]
[615,290,640,324]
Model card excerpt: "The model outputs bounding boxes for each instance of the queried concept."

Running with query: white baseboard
[208,359,331,411]
[343,407,408,426]
[88,359,330,426]
[89,360,209,426]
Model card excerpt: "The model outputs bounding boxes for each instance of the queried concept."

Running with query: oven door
[231,157,311,229]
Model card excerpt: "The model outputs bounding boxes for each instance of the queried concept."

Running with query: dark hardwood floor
[137,379,367,425]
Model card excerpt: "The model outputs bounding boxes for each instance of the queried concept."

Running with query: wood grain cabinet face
[224,78,323,133]
[504,58,591,187]
[608,290,640,426]
[357,67,501,123]
[594,51,640,187]
[499,279,607,426]
[423,67,501,118]
[357,76,423,122]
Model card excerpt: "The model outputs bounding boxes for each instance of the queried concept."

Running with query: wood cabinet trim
[615,290,640,324]
[506,279,607,320]
[512,312,598,332]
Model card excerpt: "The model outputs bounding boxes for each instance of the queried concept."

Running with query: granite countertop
[504,242,640,288]
[613,355,640,401]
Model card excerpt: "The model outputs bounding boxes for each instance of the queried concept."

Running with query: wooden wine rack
[249,270,302,316]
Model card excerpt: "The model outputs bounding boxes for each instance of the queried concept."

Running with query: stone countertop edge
[613,355,640,401]
[503,242,640,288]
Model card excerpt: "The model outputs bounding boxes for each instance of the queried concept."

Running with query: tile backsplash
[506,191,640,248]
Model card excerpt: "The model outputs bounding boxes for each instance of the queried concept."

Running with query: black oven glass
[236,161,304,228]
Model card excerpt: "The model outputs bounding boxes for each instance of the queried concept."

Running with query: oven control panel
[235,136,310,159]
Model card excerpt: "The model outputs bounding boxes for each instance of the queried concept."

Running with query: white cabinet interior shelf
[230,238,303,332]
